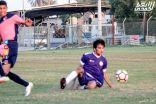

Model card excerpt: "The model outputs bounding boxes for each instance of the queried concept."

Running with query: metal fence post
[147,16,152,37]
[47,19,51,49]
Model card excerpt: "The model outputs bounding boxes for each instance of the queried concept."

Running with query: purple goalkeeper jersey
[80,52,107,84]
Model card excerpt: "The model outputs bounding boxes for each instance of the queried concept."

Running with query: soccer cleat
[60,78,66,89]
[0,76,9,83]
[25,82,34,96]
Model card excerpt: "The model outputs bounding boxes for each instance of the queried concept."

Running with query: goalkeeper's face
[94,44,104,56]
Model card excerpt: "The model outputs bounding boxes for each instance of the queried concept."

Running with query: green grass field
[0,46,156,104]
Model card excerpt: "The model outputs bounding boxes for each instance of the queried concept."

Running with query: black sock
[7,72,29,87]
[0,63,5,76]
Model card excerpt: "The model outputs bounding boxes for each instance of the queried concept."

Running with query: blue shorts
[2,41,18,68]
[78,71,104,87]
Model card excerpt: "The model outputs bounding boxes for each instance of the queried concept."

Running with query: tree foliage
[110,0,137,19]
[110,0,156,20]
[28,0,56,7]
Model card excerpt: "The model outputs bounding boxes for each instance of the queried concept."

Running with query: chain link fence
[18,19,156,50]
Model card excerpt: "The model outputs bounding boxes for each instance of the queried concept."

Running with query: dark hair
[93,39,105,48]
[0,1,7,6]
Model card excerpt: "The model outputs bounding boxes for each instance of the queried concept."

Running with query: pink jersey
[0,13,24,42]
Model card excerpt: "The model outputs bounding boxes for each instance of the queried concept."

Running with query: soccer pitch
[0,45,156,104]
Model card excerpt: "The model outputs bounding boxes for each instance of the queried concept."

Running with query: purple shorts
[1,41,18,68]
[78,71,103,87]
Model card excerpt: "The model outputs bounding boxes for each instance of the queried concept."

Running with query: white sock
[78,85,87,90]
[66,71,78,85]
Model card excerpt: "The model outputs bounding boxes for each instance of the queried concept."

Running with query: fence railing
[18,23,156,50]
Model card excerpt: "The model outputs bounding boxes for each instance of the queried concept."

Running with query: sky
[5,0,31,11]
[5,0,77,12]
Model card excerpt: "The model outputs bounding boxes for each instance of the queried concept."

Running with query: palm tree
[28,0,56,7]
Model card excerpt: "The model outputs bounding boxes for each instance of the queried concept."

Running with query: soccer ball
[115,70,128,83]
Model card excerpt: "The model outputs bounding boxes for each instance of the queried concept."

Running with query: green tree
[110,0,156,19]
[110,0,137,20]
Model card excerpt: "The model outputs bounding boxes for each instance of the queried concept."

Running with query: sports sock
[78,85,87,90]
[0,63,5,76]
[66,71,78,84]
[7,72,29,87]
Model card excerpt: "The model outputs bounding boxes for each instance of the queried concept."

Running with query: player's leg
[78,72,101,90]
[3,63,34,96]
[4,64,29,87]
[0,44,10,83]
[10,41,33,96]
[0,67,9,83]
[2,52,33,96]
[2,63,11,75]
[60,66,84,89]
[0,63,4,75]
[0,63,5,76]
[0,63,10,83]
[64,77,80,90]
[86,80,97,89]
[2,55,30,87]
[66,67,83,85]
[7,72,33,96]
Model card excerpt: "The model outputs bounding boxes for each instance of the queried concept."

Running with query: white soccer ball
[115,70,128,83]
